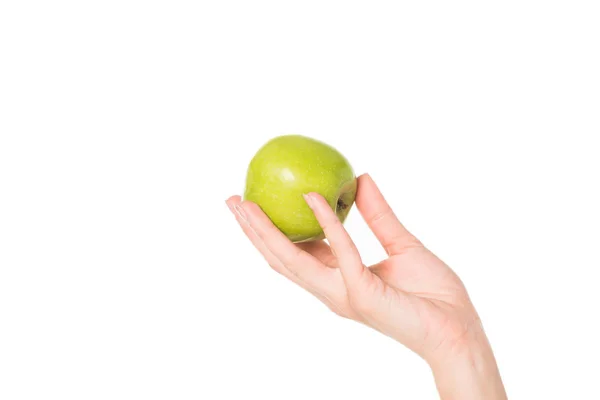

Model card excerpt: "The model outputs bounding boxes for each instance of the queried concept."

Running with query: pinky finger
[226,196,287,276]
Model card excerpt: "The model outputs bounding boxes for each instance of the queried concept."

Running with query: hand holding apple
[226,149,507,399]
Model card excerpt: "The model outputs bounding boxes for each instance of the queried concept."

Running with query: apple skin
[243,134,357,243]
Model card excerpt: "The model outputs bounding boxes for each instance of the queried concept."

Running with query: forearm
[429,327,507,400]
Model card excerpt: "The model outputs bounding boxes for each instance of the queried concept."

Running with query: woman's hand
[226,173,507,399]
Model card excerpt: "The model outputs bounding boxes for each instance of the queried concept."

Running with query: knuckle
[267,261,285,275]
[348,291,372,314]
[352,299,372,314]
[322,216,342,233]
[346,274,379,314]
[328,305,347,318]
[285,246,304,265]
[369,207,394,224]
[384,234,423,254]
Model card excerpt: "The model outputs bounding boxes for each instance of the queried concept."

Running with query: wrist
[428,321,507,400]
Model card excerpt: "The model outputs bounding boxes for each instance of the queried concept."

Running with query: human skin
[226,173,508,399]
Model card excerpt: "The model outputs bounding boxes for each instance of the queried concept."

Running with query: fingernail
[303,193,314,209]
[234,204,248,223]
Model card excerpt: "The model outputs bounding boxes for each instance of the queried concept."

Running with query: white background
[1,1,599,399]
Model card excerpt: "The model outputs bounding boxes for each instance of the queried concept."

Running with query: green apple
[243,134,357,243]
